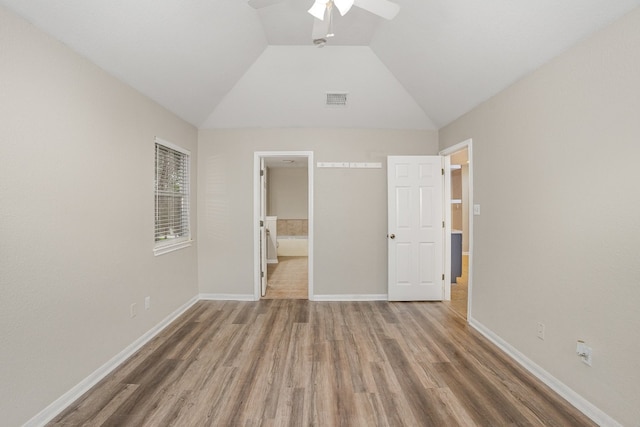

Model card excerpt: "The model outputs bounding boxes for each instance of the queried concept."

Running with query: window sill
[153,240,193,256]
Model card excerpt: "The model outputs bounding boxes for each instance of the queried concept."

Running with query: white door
[388,156,444,301]
[260,159,267,297]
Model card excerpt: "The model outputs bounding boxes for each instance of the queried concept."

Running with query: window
[154,137,191,255]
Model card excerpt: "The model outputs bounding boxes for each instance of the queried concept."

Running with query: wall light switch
[473,204,481,215]
[576,341,593,366]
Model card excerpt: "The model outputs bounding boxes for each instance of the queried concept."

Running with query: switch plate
[145,296,151,310]
[576,341,593,366]
[473,204,481,215]
[130,303,137,318]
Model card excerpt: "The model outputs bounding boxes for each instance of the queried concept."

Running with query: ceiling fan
[248,0,400,46]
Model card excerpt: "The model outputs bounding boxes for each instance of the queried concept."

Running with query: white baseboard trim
[33,296,617,427]
[199,293,256,301]
[468,317,621,427]
[24,295,199,427]
[312,294,388,301]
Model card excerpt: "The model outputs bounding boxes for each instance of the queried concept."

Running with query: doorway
[253,151,314,301]
[441,140,473,319]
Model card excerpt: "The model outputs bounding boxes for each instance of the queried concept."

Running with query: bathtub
[277,236,308,257]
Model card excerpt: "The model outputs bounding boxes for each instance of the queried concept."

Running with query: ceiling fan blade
[248,0,285,9]
[333,0,355,16]
[312,17,330,40]
[353,0,399,19]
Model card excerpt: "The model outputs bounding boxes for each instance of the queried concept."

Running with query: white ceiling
[2,0,639,130]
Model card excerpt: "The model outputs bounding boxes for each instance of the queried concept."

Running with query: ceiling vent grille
[326,92,348,107]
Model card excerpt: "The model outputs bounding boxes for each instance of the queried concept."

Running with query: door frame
[440,139,473,318]
[253,151,314,301]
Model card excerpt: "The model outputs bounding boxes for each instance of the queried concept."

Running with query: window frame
[153,137,192,256]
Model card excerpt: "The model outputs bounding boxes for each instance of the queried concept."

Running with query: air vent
[326,92,348,107]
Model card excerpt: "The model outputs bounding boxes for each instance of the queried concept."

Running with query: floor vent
[326,92,348,107]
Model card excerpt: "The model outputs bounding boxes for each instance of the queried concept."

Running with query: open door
[254,151,314,301]
[260,158,267,297]
[387,156,444,301]
[440,139,473,318]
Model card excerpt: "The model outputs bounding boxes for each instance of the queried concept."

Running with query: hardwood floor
[49,300,595,426]
[265,256,308,300]
[446,255,469,318]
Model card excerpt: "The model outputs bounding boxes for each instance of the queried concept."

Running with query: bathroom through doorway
[253,151,314,300]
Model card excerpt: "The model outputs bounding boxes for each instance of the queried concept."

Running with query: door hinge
[442,274,445,281]
[261,271,264,278]
[441,168,445,175]
[260,169,264,176]
[442,221,445,228]
[260,220,264,227]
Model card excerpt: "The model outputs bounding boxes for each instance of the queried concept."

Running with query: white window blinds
[154,137,191,254]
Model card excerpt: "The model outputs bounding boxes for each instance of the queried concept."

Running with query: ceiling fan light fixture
[308,0,328,20]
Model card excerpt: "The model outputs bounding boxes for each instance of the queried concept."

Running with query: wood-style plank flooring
[49,300,596,426]
[446,255,469,318]
[265,256,308,300]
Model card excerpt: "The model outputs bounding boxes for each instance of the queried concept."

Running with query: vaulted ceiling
[2,0,639,130]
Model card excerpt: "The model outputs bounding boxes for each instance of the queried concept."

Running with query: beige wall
[440,8,640,426]
[198,129,438,296]
[0,7,198,426]
[267,167,308,219]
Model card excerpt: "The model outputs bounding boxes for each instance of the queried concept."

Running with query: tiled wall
[277,219,308,236]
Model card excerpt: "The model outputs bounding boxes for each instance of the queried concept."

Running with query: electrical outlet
[576,341,593,366]
[130,303,137,318]
[145,296,151,310]
[536,322,545,340]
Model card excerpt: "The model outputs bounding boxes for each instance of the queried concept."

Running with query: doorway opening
[253,151,314,301]
[441,140,473,319]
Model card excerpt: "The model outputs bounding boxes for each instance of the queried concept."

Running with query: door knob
[388,234,395,239]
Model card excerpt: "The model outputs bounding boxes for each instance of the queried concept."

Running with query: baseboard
[199,293,256,301]
[468,317,621,427]
[34,296,617,427]
[312,294,388,301]
[24,295,199,427]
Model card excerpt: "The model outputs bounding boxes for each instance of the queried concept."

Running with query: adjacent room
[1,1,639,425]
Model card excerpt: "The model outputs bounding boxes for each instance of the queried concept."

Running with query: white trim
[153,239,193,256]
[469,317,622,427]
[253,151,314,301]
[199,293,256,301]
[439,139,473,319]
[313,294,388,301]
[154,137,192,254]
[24,296,199,427]
[154,136,190,156]
[443,155,452,300]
